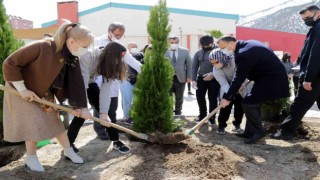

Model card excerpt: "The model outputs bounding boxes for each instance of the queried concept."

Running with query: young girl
[2,20,94,172]
[209,48,251,134]
[68,42,130,154]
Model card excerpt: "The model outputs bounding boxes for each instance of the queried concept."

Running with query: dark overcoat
[224,40,290,104]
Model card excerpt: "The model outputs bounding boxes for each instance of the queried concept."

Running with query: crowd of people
[2,4,320,172]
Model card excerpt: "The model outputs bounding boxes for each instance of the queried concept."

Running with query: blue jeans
[119,80,134,118]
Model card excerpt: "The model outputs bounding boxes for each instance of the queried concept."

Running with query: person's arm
[124,52,142,73]
[224,55,254,101]
[79,49,100,89]
[3,42,42,82]
[3,42,47,101]
[304,25,320,83]
[99,79,112,114]
[186,50,192,81]
[192,51,200,81]
[212,68,230,94]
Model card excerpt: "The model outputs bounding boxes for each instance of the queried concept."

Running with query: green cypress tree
[130,0,175,134]
[0,0,24,100]
[205,29,223,39]
[0,0,24,141]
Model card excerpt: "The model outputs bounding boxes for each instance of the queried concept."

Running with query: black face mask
[202,46,213,51]
[304,13,317,27]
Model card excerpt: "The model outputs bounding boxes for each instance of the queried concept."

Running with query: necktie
[172,51,176,65]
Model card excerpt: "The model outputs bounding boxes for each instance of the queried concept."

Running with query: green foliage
[261,79,293,123]
[0,0,24,103]
[0,0,24,141]
[205,29,223,39]
[130,0,176,134]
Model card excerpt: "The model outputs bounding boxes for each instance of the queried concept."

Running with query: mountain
[237,0,320,34]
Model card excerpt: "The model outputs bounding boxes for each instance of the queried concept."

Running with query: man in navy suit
[218,35,290,144]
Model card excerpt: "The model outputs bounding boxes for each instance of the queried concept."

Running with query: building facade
[236,26,305,61]
[42,1,239,56]
[8,15,33,29]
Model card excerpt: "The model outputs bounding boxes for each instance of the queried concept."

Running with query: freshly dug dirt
[0,117,320,179]
[148,131,190,144]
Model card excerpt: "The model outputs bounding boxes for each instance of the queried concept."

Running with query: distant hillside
[237,0,320,34]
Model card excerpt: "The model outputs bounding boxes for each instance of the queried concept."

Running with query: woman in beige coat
[2,20,93,172]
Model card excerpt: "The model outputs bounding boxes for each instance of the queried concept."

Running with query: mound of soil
[0,117,319,179]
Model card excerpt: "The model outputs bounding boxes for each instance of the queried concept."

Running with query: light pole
[179,27,183,46]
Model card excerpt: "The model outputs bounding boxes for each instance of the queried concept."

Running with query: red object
[187,35,191,50]
[57,1,79,25]
[236,26,306,62]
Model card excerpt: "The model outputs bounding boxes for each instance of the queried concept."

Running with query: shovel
[186,80,252,135]
[185,105,222,135]
[0,85,152,142]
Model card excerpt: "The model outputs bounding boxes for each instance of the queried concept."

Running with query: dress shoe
[296,126,309,136]
[244,131,267,144]
[235,132,253,138]
[270,129,294,140]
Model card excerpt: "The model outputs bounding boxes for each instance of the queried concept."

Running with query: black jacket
[224,40,290,104]
[299,19,320,82]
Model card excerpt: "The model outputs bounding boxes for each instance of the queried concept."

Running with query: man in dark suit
[218,35,290,144]
[166,35,192,115]
[271,5,320,140]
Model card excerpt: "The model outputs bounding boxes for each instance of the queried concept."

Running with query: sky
[3,0,287,28]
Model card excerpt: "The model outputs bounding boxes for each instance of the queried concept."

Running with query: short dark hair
[217,35,237,43]
[200,35,213,46]
[299,5,320,14]
[168,34,179,42]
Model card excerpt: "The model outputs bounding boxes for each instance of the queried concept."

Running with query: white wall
[80,7,236,55]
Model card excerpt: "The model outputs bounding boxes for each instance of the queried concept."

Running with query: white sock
[25,154,45,172]
[64,147,84,164]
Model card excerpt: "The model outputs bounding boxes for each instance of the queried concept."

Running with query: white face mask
[214,63,223,69]
[170,43,179,50]
[221,48,234,56]
[72,47,88,57]
[110,33,120,42]
[130,48,139,54]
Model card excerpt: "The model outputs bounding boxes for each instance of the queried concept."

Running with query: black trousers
[293,76,299,96]
[187,82,191,92]
[281,77,320,134]
[170,75,186,115]
[218,94,244,128]
[67,83,119,145]
[242,103,265,134]
[196,76,220,120]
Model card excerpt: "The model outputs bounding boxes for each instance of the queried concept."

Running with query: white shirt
[169,49,179,60]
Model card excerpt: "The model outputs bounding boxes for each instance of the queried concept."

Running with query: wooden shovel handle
[186,105,222,135]
[0,84,148,141]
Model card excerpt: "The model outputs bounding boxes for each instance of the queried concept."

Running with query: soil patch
[0,117,319,179]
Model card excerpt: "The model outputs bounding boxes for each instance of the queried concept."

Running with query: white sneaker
[25,154,45,172]
[64,147,84,164]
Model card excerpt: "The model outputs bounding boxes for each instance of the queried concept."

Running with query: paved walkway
[115,88,320,119]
